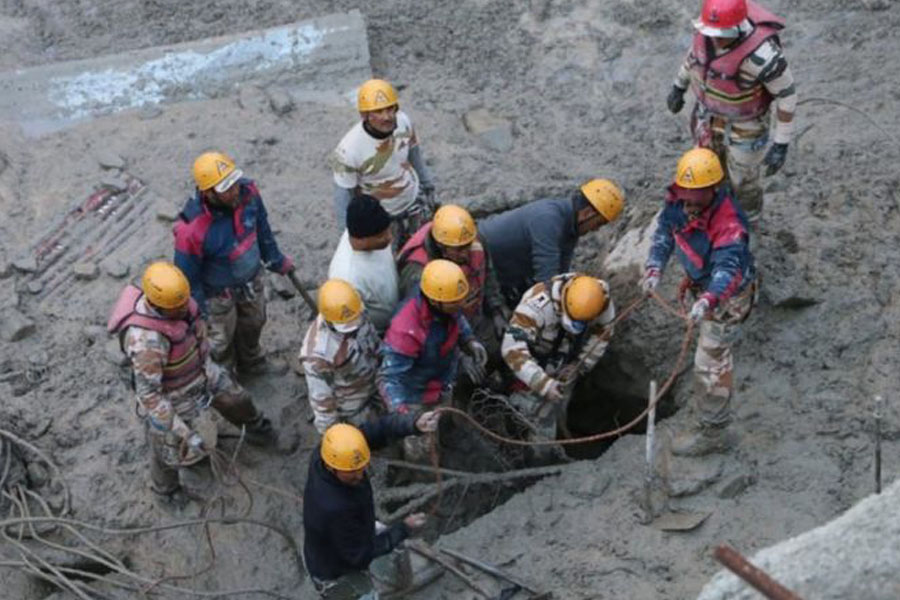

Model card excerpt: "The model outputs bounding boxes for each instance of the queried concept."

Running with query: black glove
[763,143,788,176]
[667,85,686,114]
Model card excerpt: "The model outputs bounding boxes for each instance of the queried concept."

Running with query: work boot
[243,414,278,447]
[671,425,737,457]
[238,356,289,377]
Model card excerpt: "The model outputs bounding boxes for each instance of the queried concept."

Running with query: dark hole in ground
[564,348,677,460]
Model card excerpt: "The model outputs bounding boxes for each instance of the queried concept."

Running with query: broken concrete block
[12,256,37,273]
[155,196,181,222]
[266,86,295,116]
[718,473,754,499]
[101,176,129,193]
[73,262,100,281]
[101,257,130,279]
[2,310,36,342]
[463,108,514,153]
[96,150,125,170]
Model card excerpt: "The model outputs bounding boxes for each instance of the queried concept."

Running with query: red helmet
[695,0,747,37]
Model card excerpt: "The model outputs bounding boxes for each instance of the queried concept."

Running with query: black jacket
[303,413,420,581]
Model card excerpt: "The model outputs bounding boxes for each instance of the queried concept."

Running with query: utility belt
[693,105,769,151]
[209,269,263,303]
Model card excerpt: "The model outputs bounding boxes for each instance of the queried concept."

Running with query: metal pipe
[713,544,804,600]
[644,380,657,518]
[874,395,883,494]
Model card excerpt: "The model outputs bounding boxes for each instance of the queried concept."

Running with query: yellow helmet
[142,262,190,310]
[192,151,242,192]
[675,148,724,189]
[321,423,371,471]
[563,275,607,321]
[357,79,399,113]
[431,205,477,247]
[318,279,363,324]
[580,179,625,222]
[420,259,469,303]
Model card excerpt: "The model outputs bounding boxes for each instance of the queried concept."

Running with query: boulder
[463,108,514,153]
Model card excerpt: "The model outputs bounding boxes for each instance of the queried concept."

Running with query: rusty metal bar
[713,545,803,600]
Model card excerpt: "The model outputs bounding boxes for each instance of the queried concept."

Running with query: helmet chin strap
[561,311,587,335]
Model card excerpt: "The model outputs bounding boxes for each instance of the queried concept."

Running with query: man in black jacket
[303,412,438,598]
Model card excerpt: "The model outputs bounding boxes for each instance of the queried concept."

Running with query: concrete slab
[0,11,369,137]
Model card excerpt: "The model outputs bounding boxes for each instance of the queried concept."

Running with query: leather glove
[641,267,661,295]
[763,143,788,176]
[461,354,486,384]
[690,297,711,323]
[415,411,440,433]
[539,378,566,404]
[667,85,686,114]
[468,340,488,368]
[277,255,295,275]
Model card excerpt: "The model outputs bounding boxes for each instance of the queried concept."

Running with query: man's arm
[407,145,434,193]
[254,197,290,274]
[673,47,693,91]
[377,345,417,412]
[742,38,797,145]
[332,184,354,231]
[576,298,616,375]
[529,218,564,283]
[126,330,192,440]
[330,145,360,228]
[359,412,420,451]
[645,206,676,273]
[501,292,552,394]
[302,357,341,434]
[327,506,408,570]
[173,222,208,315]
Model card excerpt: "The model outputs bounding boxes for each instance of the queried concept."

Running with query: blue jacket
[378,292,473,410]
[173,179,288,314]
[646,184,755,306]
[303,413,419,581]
[479,197,578,299]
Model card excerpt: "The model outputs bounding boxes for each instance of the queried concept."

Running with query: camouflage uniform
[299,315,382,434]
[501,274,615,439]
[206,270,268,370]
[122,298,259,498]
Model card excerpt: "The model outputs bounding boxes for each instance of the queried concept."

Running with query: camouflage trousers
[692,283,756,428]
[693,108,769,224]
[207,271,267,371]
[389,194,435,253]
[148,408,218,500]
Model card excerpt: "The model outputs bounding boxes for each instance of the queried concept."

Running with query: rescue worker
[174,151,294,376]
[107,262,274,500]
[300,279,382,434]
[304,414,438,598]
[327,194,399,334]
[479,179,624,308]
[396,204,508,372]
[330,78,436,248]
[640,148,756,456]
[378,260,487,460]
[667,0,798,222]
[501,273,615,442]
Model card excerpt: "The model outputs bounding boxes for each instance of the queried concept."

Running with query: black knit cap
[347,194,391,238]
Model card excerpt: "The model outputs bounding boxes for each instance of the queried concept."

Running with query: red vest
[107,285,208,392]
[398,223,487,318]
[689,1,785,121]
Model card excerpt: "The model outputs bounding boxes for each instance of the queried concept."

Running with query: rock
[1,310,35,342]
[28,350,49,366]
[155,196,181,222]
[101,176,129,193]
[463,108,514,153]
[82,325,107,344]
[12,255,37,273]
[73,261,100,280]
[25,280,43,294]
[105,338,128,366]
[236,85,269,112]
[0,259,12,279]
[718,473,754,499]
[101,257,130,279]
[26,462,49,487]
[266,86,295,116]
[95,150,125,170]
[138,105,163,120]
[668,458,724,497]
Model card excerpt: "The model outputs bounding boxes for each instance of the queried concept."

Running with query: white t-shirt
[327,231,400,332]
[330,111,420,216]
